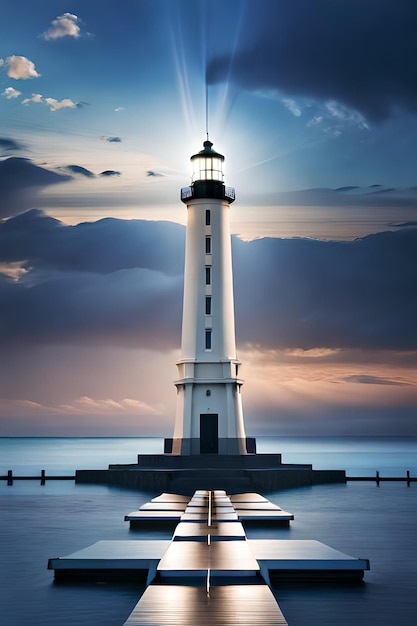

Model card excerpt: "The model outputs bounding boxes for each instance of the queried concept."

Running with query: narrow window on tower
[205,296,211,315]
[205,236,211,254]
[205,267,211,285]
[205,329,212,350]
[205,209,211,225]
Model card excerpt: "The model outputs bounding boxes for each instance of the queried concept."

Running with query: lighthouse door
[200,414,219,454]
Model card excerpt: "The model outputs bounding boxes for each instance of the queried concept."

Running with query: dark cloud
[390,221,417,228]
[0,209,184,275]
[244,185,417,208]
[100,170,121,177]
[106,136,122,143]
[0,211,416,353]
[0,158,71,217]
[233,228,417,351]
[207,0,417,121]
[341,374,411,386]
[147,170,165,177]
[0,138,24,154]
[61,164,95,178]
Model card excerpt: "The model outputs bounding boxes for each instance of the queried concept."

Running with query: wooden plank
[173,521,246,541]
[125,510,182,522]
[123,585,288,626]
[230,493,269,503]
[236,509,294,521]
[157,540,259,576]
[184,506,235,514]
[233,502,281,510]
[151,493,190,503]
[181,512,238,522]
[140,502,187,511]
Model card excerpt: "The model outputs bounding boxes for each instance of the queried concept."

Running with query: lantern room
[181,139,235,203]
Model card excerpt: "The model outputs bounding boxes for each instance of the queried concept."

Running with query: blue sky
[0,0,416,437]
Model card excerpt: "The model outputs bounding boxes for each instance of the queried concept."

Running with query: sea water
[1,435,417,477]
[1,437,417,625]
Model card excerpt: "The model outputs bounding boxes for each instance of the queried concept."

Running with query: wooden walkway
[123,585,288,626]
[49,488,370,625]
[125,489,294,526]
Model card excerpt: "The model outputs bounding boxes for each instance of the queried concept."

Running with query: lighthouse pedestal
[164,436,256,455]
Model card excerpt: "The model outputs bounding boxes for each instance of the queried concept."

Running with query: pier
[49,489,370,625]
[3,467,416,486]
[3,468,416,487]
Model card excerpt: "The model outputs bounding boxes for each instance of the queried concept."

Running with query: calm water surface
[1,435,417,476]
[1,437,416,625]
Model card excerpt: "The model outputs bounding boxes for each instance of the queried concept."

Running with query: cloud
[341,374,412,386]
[21,93,78,112]
[0,261,28,281]
[21,93,43,105]
[62,164,95,178]
[233,229,417,351]
[282,98,301,117]
[59,165,121,178]
[246,185,417,210]
[5,55,40,79]
[0,137,24,154]
[0,212,416,357]
[147,170,164,177]
[107,136,122,143]
[42,13,81,40]
[207,0,417,122]
[0,158,71,217]
[63,395,159,415]
[100,170,121,177]
[114,107,125,112]
[2,87,21,99]
[44,97,76,111]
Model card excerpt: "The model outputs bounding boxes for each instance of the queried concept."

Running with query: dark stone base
[75,453,346,495]
[164,437,257,454]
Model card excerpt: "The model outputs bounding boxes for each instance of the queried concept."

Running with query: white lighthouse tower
[171,139,248,455]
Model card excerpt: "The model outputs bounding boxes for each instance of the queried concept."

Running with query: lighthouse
[171,139,248,455]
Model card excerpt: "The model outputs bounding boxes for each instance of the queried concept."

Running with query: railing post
[376,470,380,486]
[407,470,411,487]
[7,470,13,486]
[41,469,46,486]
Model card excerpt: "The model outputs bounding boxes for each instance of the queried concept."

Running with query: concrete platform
[249,539,370,582]
[48,537,369,583]
[76,456,346,493]
[123,584,288,626]
[48,540,170,582]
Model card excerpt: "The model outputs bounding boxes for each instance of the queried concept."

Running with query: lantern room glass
[192,155,224,182]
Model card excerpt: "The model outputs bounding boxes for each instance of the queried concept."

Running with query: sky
[0,0,416,438]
